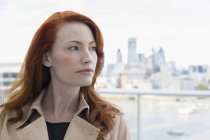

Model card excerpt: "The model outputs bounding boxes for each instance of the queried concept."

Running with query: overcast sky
[0,0,209,68]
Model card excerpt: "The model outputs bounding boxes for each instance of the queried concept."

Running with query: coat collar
[15,89,100,140]
[15,89,90,129]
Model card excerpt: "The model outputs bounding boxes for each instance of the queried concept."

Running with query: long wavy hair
[1,11,120,139]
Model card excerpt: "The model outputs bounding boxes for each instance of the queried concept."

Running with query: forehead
[55,22,95,43]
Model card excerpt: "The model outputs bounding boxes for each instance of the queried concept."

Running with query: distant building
[103,37,209,90]
[116,49,122,63]
[116,73,126,88]
[189,65,208,74]
[152,47,166,73]
[181,77,194,90]
[127,37,137,64]
[0,63,21,92]
[137,53,145,62]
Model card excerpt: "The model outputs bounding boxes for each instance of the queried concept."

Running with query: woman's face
[46,22,97,87]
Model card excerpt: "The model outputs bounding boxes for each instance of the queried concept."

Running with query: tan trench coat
[0,91,130,140]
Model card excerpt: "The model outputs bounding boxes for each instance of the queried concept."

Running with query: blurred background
[0,0,210,139]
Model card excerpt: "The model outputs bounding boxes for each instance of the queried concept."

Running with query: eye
[90,46,96,51]
[68,46,79,51]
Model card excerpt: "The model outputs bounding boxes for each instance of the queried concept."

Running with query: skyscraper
[127,37,137,64]
[152,47,166,72]
[116,49,122,63]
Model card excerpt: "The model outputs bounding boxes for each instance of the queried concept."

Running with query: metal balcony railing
[97,89,210,140]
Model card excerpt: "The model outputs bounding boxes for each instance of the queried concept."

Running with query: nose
[81,50,92,64]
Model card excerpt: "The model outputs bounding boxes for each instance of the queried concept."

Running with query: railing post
[137,94,140,140]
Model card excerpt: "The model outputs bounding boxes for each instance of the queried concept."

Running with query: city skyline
[0,0,210,68]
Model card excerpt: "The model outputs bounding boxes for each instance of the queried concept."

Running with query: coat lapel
[64,116,100,140]
[15,89,100,140]
[16,116,49,140]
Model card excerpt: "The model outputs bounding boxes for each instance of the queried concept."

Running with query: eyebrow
[65,40,96,45]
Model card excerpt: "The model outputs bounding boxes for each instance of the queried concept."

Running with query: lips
[76,68,94,73]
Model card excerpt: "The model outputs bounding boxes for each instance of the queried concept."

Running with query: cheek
[52,54,76,68]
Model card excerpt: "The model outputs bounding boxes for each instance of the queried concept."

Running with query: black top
[46,121,70,140]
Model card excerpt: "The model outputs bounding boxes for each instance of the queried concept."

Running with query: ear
[42,53,52,67]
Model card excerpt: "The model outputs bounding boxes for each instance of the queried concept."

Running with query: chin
[80,81,93,87]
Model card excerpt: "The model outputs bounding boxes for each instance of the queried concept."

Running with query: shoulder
[106,105,131,140]
[114,113,130,139]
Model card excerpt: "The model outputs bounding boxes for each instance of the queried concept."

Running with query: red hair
[1,11,120,139]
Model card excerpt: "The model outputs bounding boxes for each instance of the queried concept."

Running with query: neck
[41,83,81,122]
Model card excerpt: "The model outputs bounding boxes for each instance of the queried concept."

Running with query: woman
[0,11,130,140]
